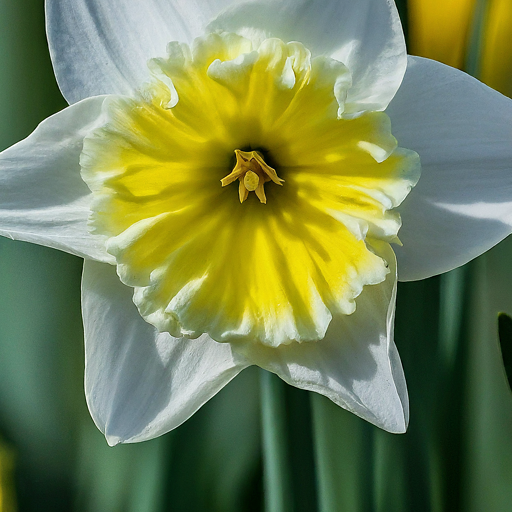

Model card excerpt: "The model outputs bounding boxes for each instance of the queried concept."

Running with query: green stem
[465,0,491,77]
[439,266,468,367]
[311,393,375,512]
[260,370,293,512]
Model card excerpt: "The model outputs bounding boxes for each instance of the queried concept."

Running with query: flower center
[221,150,284,204]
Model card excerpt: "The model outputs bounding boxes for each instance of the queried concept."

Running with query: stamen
[221,149,284,203]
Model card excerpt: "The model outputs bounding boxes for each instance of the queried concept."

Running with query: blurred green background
[1,0,512,510]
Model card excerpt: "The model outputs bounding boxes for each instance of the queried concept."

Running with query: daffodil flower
[1,0,512,446]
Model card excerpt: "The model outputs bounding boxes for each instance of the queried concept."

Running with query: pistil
[221,150,284,204]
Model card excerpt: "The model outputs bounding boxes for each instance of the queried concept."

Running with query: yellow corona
[80,32,420,347]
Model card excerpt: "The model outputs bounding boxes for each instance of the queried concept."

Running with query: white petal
[387,56,512,281]
[0,96,112,262]
[233,244,408,433]
[82,260,248,445]
[46,0,244,103]
[208,0,407,114]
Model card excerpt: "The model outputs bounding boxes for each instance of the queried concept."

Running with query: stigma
[221,150,284,204]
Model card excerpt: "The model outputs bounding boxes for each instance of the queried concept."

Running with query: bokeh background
[1,0,512,510]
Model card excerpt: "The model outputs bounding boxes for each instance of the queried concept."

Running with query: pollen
[221,150,284,204]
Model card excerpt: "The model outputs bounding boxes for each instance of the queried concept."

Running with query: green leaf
[260,370,293,512]
[164,367,262,512]
[497,313,512,391]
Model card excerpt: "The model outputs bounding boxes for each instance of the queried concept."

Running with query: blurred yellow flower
[408,0,477,68]
[0,440,16,512]
[410,0,512,98]
[480,0,512,96]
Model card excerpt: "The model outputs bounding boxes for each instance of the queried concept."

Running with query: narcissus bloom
[1,0,512,445]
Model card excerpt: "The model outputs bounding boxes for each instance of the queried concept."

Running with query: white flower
[1,0,512,445]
